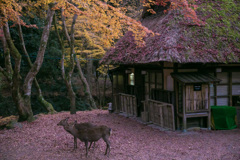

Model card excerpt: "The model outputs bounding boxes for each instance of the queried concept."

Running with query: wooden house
[102,0,240,131]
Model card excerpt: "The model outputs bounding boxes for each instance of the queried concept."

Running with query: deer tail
[109,128,112,135]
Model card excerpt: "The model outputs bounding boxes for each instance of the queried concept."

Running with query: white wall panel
[232,85,240,95]
[217,85,228,96]
[217,98,228,106]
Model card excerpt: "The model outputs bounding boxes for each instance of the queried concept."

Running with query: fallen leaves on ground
[0,110,240,160]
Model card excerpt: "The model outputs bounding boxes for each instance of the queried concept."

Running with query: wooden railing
[142,99,175,131]
[113,93,137,117]
[151,89,175,105]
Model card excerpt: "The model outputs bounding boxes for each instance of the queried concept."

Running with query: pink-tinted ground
[0,110,239,160]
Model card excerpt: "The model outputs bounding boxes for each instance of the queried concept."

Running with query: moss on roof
[102,0,240,64]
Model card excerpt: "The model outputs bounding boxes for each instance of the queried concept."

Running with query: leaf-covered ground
[0,110,240,160]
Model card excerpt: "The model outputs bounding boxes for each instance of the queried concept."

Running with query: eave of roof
[171,72,221,84]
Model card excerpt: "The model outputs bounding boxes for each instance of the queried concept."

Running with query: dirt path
[0,110,239,160]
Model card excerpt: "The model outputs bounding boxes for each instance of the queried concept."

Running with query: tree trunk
[75,58,97,109]
[0,27,13,82]
[3,4,55,121]
[3,21,34,121]
[17,21,56,114]
[58,11,77,114]
[22,5,55,98]
[86,57,93,93]
[103,74,107,106]
[95,74,100,108]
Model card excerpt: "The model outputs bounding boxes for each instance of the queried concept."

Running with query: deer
[57,117,95,150]
[57,117,112,157]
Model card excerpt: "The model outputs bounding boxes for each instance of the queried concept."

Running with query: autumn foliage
[143,0,205,26]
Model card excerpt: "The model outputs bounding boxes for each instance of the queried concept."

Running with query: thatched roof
[102,0,240,64]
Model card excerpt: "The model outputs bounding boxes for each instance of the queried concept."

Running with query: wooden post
[159,105,163,127]
[229,72,232,106]
[175,81,180,130]
[208,85,211,130]
[214,72,217,105]
[171,104,175,131]
[134,97,137,116]
[183,84,187,132]
[126,96,128,116]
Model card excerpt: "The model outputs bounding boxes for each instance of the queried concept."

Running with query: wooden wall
[185,84,209,112]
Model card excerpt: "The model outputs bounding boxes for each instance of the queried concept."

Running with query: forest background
[2,0,237,121]
[0,0,145,120]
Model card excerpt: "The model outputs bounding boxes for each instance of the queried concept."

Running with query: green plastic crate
[211,106,237,130]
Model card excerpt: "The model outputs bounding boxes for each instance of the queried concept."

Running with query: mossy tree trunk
[75,58,97,109]
[0,26,13,83]
[54,11,78,114]
[86,57,93,93]
[70,16,97,109]
[3,22,34,121]
[2,5,55,121]
[55,9,97,111]
[56,10,77,114]
[17,21,56,114]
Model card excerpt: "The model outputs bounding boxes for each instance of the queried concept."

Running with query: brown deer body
[57,117,112,157]
[57,118,95,149]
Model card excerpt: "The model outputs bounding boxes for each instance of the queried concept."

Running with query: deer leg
[85,141,89,157]
[93,142,96,150]
[103,137,110,156]
[74,136,77,149]
[88,142,93,150]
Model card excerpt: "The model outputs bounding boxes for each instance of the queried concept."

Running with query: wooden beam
[208,85,211,130]
[229,72,232,106]
[183,84,187,132]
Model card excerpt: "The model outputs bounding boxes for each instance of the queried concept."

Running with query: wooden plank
[194,89,197,111]
[201,85,205,110]
[208,84,211,130]
[175,81,180,130]
[159,104,163,127]
[183,85,187,132]
[204,85,208,109]
[171,104,175,131]
[133,97,136,116]
[120,95,123,112]
[124,95,127,113]
[163,105,168,128]
[189,85,194,111]
[156,103,160,124]
[149,101,152,122]
[168,105,173,129]
[122,95,124,112]
[165,105,170,128]
[186,85,190,112]
[128,96,130,116]
[229,72,232,106]
[129,96,132,115]
[150,102,154,122]
[197,90,202,110]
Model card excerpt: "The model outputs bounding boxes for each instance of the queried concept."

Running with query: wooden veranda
[113,93,175,131]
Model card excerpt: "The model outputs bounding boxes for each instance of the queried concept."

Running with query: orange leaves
[0,0,23,27]
[143,0,205,26]
[172,0,205,26]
